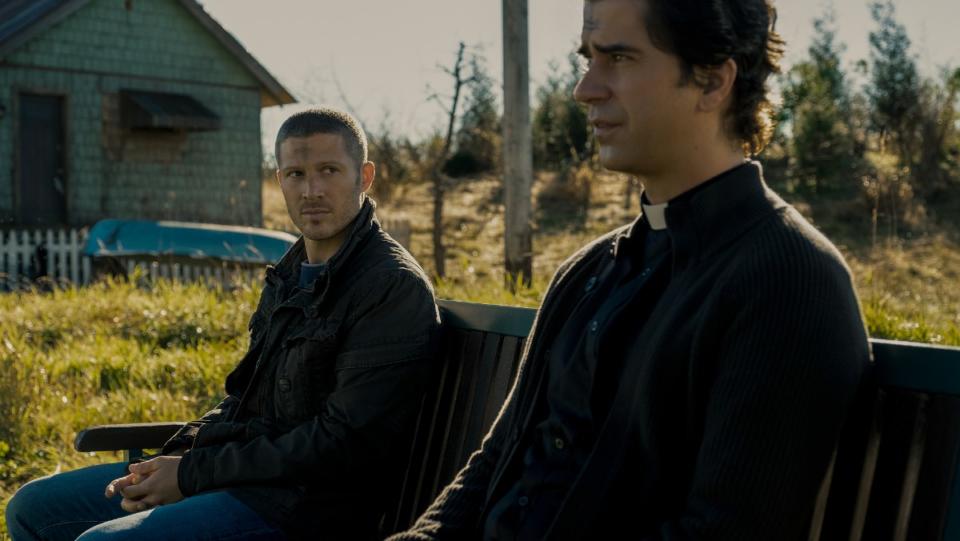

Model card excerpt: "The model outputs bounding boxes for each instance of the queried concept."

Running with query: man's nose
[303,175,325,198]
[573,67,608,104]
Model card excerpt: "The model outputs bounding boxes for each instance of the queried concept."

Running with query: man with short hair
[390,0,869,539]
[7,108,440,541]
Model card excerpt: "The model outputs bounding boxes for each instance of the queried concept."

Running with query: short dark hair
[274,108,368,170]
[639,0,785,155]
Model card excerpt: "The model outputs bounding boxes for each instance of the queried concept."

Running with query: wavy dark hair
[275,108,368,172]
[641,0,785,155]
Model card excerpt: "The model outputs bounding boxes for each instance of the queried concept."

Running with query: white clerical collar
[642,201,669,230]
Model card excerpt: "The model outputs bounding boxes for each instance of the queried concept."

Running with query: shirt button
[584,276,598,292]
[641,268,651,278]
[554,437,565,450]
[589,320,599,333]
[278,378,291,392]
[518,496,529,507]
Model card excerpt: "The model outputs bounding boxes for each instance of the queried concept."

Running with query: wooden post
[56,229,67,282]
[35,230,45,280]
[69,229,80,284]
[502,0,533,287]
[82,256,91,285]
[6,231,18,284]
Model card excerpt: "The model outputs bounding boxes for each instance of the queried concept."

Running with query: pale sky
[198,0,960,159]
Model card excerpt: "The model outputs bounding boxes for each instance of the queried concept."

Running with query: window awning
[120,90,220,131]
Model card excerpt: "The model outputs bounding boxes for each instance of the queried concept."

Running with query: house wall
[0,0,265,227]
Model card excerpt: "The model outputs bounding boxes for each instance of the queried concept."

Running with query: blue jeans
[5,462,285,540]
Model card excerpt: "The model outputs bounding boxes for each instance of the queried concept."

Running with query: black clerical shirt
[482,211,673,541]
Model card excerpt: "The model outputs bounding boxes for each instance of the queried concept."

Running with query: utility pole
[502,0,533,287]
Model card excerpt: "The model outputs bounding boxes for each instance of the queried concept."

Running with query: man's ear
[360,161,375,193]
[696,58,738,113]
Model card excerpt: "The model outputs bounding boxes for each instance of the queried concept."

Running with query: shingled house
[0,0,295,228]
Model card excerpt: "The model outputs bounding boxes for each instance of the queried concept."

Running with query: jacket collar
[266,195,379,290]
[614,161,784,268]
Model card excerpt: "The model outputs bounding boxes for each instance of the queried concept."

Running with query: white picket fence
[117,259,262,285]
[0,228,263,290]
[0,228,92,289]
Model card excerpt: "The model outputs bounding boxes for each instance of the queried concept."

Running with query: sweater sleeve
[647,240,870,540]
[175,271,440,496]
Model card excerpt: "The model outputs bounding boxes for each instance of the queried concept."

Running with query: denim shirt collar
[263,196,379,314]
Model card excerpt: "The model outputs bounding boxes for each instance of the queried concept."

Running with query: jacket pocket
[275,323,340,422]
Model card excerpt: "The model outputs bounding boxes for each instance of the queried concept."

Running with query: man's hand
[105,456,184,512]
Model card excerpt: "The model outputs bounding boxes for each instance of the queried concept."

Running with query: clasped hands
[104,455,184,512]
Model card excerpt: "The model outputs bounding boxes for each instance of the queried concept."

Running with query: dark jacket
[164,197,441,540]
[392,163,870,540]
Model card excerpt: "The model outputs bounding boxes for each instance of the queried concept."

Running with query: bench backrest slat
[863,390,926,539]
[814,381,882,539]
[431,330,483,494]
[913,395,960,539]
[450,332,503,474]
[382,302,532,534]
[947,428,960,541]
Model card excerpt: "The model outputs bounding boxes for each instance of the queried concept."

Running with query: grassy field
[0,172,956,537]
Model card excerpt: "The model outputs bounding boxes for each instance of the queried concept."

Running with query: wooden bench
[75,300,960,539]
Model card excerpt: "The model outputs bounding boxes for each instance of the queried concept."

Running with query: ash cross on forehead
[581,0,611,32]
[582,5,599,32]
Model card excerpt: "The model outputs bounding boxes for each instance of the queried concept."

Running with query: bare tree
[428,41,473,278]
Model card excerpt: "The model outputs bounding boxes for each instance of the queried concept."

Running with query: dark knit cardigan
[390,162,870,540]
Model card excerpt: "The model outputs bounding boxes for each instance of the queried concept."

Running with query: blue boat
[83,219,297,265]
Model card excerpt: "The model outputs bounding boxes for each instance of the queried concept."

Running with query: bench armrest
[74,422,187,452]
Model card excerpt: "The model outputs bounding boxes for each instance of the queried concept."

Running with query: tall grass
[0,278,259,537]
[848,236,960,345]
